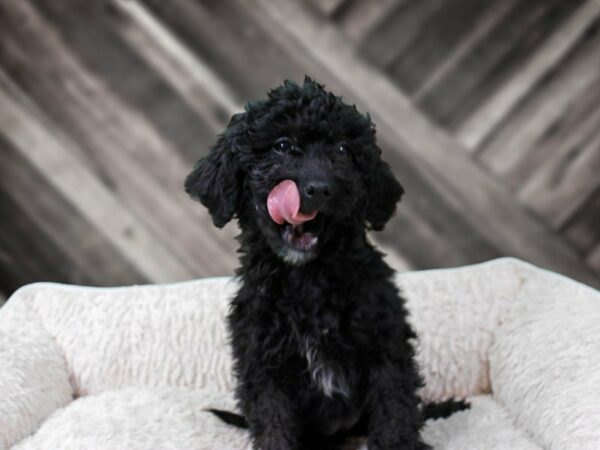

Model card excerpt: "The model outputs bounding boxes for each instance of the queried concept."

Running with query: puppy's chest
[301,327,352,399]
[276,282,360,398]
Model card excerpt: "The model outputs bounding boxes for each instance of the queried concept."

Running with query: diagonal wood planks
[0,72,191,282]
[458,0,600,151]
[0,0,598,294]
[249,0,600,287]
[0,0,240,283]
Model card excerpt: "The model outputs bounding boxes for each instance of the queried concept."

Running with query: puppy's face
[185,79,403,265]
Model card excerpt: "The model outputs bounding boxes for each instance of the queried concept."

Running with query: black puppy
[185,78,464,450]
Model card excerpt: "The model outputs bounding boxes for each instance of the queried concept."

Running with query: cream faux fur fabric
[0,258,599,450]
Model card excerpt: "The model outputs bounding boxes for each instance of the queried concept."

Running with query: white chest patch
[304,336,349,398]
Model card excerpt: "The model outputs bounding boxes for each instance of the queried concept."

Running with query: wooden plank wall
[0,0,598,301]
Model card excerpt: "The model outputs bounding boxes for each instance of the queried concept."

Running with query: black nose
[304,181,331,203]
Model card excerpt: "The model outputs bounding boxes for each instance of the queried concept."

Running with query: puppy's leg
[365,361,431,450]
[238,377,302,450]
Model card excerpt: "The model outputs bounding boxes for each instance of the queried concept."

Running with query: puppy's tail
[206,400,469,430]
[206,408,248,428]
[421,399,470,420]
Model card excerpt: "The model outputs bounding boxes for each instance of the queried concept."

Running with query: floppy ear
[365,158,404,231]
[184,117,244,228]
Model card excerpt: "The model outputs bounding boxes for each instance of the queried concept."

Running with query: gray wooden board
[587,243,600,273]
[143,0,502,268]
[0,190,73,294]
[333,0,399,44]
[519,130,600,228]
[457,0,600,151]
[386,0,491,95]
[142,0,308,100]
[373,134,502,268]
[0,0,598,290]
[561,186,600,255]
[0,133,147,294]
[0,1,239,278]
[252,0,600,287]
[306,0,348,17]
[477,19,600,185]
[417,0,582,129]
[31,0,220,164]
[358,0,445,69]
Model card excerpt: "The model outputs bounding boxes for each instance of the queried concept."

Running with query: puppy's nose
[304,181,331,204]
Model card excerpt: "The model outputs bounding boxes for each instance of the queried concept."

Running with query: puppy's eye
[274,138,293,153]
[337,143,349,155]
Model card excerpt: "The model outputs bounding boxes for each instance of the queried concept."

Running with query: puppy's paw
[368,438,432,450]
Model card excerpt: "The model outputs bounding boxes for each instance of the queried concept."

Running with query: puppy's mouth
[280,220,320,252]
[274,215,324,265]
[267,179,323,263]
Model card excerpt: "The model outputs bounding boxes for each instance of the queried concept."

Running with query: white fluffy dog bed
[1,258,599,450]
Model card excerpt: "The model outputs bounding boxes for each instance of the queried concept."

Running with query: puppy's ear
[184,115,244,228]
[365,157,404,231]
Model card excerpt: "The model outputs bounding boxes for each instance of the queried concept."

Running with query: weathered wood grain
[478,23,600,183]
[142,0,309,100]
[518,128,600,229]
[0,190,75,294]
[387,0,491,95]
[0,133,147,291]
[30,0,221,164]
[458,0,600,151]
[139,0,502,269]
[306,0,348,17]
[417,0,581,129]
[376,201,496,270]
[333,0,399,44]
[412,0,516,102]
[0,0,598,292]
[562,187,600,255]
[0,71,197,283]
[587,243,600,273]
[114,0,242,130]
[359,0,443,69]
[0,0,239,277]
[251,0,600,287]
[375,133,502,268]
[227,0,502,268]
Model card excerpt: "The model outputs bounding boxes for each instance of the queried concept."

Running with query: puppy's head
[185,78,403,265]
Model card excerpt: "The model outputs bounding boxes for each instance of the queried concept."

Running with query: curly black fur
[186,78,466,450]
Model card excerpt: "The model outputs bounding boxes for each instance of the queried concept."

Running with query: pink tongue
[267,180,318,225]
